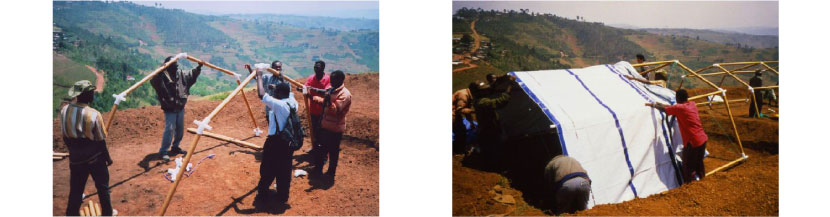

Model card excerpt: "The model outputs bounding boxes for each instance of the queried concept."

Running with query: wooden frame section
[103,54,261,136]
[634,60,750,176]
[186,128,262,150]
[158,70,258,215]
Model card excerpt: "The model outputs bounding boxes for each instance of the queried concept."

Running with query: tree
[460,33,473,46]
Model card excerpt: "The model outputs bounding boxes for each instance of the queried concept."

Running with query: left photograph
[52,1,378,216]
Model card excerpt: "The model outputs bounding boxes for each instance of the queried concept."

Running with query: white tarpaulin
[510,61,684,208]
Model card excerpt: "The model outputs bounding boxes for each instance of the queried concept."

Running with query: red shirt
[305,73,331,115]
[665,101,708,147]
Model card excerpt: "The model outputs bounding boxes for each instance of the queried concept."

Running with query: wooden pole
[157,135,201,216]
[688,90,723,101]
[104,56,182,133]
[754,86,779,90]
[158,71,258,216]
[186,128,262,150]
[675,62,720,89]
[721,93,746,155]
[53,152,69,156]
[638,62,670,76]
[94,202,101,216]
[631,60,678,67]
[88,201,96,216]
[53,156,62,160]
[82,206,89,216]
[186,56,260,133]
[706,156,746,176]
[760,62,779,74]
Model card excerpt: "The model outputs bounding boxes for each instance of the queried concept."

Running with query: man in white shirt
[253,67,298,208]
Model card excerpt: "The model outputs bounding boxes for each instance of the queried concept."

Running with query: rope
[162,154,216,182]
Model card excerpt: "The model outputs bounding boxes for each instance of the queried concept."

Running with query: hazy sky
[133,1,379,19]
[453,1,778,29]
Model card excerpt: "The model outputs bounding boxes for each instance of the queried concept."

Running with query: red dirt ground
[53,73,378,216]
[452,87,778,216]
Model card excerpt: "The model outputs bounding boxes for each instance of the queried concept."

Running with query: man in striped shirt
[60,80,114,216]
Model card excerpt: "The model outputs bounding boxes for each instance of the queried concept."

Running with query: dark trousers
[257,135,294,203]
[681,141,707,184]
[310,115,323,148]
[749,91,764,118]
[452,116,467,154]
[313,128,343,177]
[66,159,113,216]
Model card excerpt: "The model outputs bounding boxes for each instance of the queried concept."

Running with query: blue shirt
[261,93,298,136]
[261,73,291,115]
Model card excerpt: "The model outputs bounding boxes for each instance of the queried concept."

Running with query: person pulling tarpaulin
[471,74,514,171]
[645,89,709,184]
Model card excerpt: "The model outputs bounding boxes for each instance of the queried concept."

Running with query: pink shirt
[305,74,331,115]
[665,101,708,148]
[320,86,352,133]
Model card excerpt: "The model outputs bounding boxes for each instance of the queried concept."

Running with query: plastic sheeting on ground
[509,61,684,208]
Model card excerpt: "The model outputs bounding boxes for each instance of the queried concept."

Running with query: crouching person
[544,155,591,214]
[253,68,299,207]
[61,80,115,216]
[310,70,352,181]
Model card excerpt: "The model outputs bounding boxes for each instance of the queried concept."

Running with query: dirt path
[453,19,482,73]
[470,19,481,54]
[53,74,379,216]
[85,65,105,92]
[453,62,478,73]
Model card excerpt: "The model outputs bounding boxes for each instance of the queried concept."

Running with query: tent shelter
[502,61,685,207]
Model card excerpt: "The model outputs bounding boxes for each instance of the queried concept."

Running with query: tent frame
[632,60,754,176]
[157,64,311,216]
[102,53,261,136]
[686,61,778,117]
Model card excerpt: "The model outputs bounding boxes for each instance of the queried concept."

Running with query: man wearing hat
[150,56,202,160]
[60,80,115,216]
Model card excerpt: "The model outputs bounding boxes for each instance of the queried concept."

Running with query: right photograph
[452,1,778,216]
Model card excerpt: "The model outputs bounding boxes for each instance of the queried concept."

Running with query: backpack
[277,102,305,151]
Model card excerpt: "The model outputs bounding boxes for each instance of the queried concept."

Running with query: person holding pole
[749,70,764,118]
[150,56,203,161]
[253,68,299,207]
[304,61,331,165]
[310,70,351,181]
[61,80,116,216]
[258,61,293,121]
[645,89,708,184]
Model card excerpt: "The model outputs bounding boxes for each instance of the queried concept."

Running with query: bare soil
[53,74,379,216]
[452,87,778,216]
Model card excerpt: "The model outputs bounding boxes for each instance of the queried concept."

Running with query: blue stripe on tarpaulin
[611,64,676,104]
[564,69,639,198]
[661,112,684,185]
[510,71,569,156]
[605,65,653,103]
[605,64,684,185]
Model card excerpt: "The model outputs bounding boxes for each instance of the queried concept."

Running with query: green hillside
[643,28,778,49]
[52,1,378,116]
[452,8,778,92]
[227,14,379,31]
